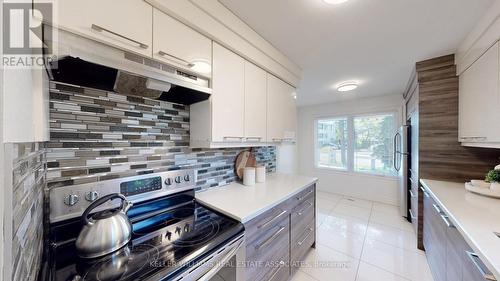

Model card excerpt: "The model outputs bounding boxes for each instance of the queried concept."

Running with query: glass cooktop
[47,192,243,281]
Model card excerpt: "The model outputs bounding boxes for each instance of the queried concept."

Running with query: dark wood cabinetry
[243,184,316,281]
[421,186,496,281]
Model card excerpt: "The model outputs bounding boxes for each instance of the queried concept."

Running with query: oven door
[173,234,245,281]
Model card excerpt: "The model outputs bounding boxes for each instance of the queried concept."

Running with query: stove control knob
[85,191,99,202]
[184,174,190,182]
[175,227,182,234]
[165,231,172,240]
[64,194,79,206]
[174,176,182,184]
[165,178,172,186]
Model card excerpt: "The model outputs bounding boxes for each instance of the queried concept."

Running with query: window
[316,118,348,170]
[315,113,397,177]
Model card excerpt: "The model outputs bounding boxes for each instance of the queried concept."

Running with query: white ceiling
[219,0,494,106]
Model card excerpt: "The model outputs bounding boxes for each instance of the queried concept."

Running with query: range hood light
[146,78,172,92]
[190,60,211,74]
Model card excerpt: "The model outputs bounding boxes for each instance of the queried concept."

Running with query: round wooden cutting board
[235,150,257,180]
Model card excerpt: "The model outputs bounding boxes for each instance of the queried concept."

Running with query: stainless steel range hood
[47,29,211,105]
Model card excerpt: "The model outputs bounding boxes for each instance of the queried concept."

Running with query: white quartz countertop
[420,179,500,279]
[196,173,318,223]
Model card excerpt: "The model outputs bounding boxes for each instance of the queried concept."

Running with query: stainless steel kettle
[75,193,133,258]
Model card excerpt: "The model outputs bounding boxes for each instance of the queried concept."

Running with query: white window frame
[314,117,349,171]
[314,111,398,178]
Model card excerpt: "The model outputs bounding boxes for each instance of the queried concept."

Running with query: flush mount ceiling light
[336,81,358,92]
[323,0,350,4]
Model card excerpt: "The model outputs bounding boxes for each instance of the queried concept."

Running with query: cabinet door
[55,0,153,57]
[459,42,500,143]
[283,83,298,142]
[211,43,245,142]
[267,74,296,142]
[152,9,212,77]
[244,62,267,142]
[423,193,447,281]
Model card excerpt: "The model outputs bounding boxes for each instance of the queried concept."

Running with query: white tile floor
[291,191,435,281]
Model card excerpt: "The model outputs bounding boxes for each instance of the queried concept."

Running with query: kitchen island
[197,173,318,281]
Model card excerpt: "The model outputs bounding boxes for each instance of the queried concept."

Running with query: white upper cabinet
[211,43,245,143]
[55,0,153,57]
[152,8,212,77]
[459,41,500,147]
[267,74,297,143]
[244,62,267,142]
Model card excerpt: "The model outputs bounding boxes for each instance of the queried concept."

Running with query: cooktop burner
[76,244,159,281]
[48,191,244,281]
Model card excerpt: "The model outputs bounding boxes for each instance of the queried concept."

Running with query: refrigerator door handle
[393,132,401,171]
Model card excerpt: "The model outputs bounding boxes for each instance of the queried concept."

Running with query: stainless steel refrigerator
[394,125,410,218]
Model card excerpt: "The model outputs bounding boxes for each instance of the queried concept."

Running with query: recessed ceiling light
[337,82,358,92]
[323,0,350,5]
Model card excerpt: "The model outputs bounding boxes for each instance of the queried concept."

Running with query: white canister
[256,166,266,183]
[243,167,256,186]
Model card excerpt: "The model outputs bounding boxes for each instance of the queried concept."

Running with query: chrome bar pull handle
[257,210,287,229]
[91,24,148,49]
[158,50,195,67]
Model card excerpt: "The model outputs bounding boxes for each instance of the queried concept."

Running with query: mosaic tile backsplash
[47,81,276,191]
[11,143,46,281]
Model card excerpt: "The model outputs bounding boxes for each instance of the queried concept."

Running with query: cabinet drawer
[463,251,496,281]
[291,199,314,242]
[291,221,315,273]
[246,218,289,260]
[244,201,290,244]
[291,185,315,207]
[245,223,290,281]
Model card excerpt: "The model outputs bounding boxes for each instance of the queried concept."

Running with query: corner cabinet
[459,41,500,148]
[190,43,297,148]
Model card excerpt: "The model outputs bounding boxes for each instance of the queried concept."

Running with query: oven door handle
[197,236,244,281]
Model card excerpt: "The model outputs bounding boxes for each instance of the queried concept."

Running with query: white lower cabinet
[52,0,153,57]
[459,41,500,148]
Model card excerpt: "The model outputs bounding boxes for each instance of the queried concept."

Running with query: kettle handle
[82,193,131,225]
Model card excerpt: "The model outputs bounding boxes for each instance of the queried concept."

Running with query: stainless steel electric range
[46,170,245,281]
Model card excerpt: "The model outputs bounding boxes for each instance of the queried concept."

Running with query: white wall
[298,94,404,205]
[276,143,298,174]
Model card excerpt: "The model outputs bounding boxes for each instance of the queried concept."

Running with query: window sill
[314,166,398,180]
